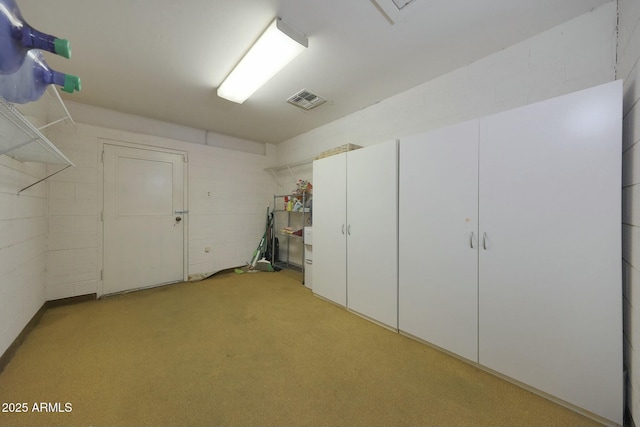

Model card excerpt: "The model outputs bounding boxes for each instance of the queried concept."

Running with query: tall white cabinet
[399,120,480,362]
[313,140,398,329]
[398,80,622,425]
[312,153,347,306]
[477,81,622,424]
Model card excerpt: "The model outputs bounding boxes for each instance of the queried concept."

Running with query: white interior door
[103,144,185,295]
[478,81,622,424]
[347,141,398,329]
[312,153,347,306]
[399,120,479,362]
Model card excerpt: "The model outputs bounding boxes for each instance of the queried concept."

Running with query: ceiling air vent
[287,89,326,111]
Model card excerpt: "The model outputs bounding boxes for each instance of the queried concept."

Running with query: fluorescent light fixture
[217,18,308,104]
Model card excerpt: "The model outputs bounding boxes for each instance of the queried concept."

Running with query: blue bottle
[0,0,70,74]
[0,50,80,104]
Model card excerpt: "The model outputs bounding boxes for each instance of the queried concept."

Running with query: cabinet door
[478,81,622,424]
[399,120,479,362]
[312,154,347,306]
[347,141,398,328]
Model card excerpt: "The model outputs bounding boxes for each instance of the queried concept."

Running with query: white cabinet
[398,80,622,425]
[313,141,398,329]
[399,119,480,362]
[347,141,398,328]
[478,80,622,424]
[304,227,313,289]
[312,153,347,306]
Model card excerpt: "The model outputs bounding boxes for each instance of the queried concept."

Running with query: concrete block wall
[0,138,48,357]
[187,139,277,274]
[619,0,640,423]
[45,124,100,300]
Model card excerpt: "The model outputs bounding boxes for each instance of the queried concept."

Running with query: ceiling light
[217,18,308,104]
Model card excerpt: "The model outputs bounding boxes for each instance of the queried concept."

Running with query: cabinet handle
[348,225,351,235]
[342,224,345,235]
[470,232,474,249]
[483,232,487,250]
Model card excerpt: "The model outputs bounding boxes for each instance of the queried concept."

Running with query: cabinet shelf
[274,208,310,213]
[279,231,303,239]
[0,87,75,194]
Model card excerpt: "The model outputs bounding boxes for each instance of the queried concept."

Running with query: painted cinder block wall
[0,133,48,363]
[619,0,640,422]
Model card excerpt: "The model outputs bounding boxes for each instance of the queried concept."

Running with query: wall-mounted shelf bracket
[18,164,72,194]
[265,158,313,187]
[0,87,75,194]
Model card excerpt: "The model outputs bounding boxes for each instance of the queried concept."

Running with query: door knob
[175,216,182,222]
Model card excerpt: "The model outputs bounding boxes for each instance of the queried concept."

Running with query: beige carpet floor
[0,269,601,426]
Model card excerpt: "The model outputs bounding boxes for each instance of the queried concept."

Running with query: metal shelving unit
[272,192,311,282]
[0,87,75,194]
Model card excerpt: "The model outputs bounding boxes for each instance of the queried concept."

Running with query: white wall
[0,135,48,357]
[619,0,640,423]
[277,2,617,164]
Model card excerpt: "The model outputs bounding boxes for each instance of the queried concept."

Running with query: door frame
[98,138,189,297]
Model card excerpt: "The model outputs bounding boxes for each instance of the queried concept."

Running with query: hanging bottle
[0,49,80,104]
[0,0,70,74]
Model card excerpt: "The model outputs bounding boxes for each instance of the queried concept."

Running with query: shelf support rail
[44,86,75,128]
[37,116,68,131]
[268,169,281,187]
[18,164,72,194]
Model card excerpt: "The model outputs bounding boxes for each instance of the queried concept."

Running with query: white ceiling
[19,0,610,145]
